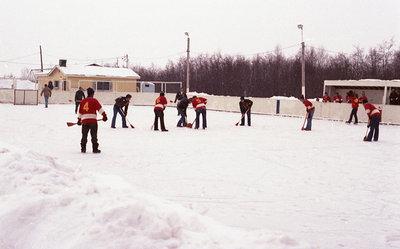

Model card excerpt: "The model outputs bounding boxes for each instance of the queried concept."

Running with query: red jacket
[363,103,380,118]
[303,99,315,112]
[154,96,167,110]
[78,97,105,124]
[351,97,359,109]
[192,97,207,111]
[333,95,343,103]
[322,95,331,103]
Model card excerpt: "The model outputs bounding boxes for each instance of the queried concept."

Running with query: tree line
[133,39,398,98]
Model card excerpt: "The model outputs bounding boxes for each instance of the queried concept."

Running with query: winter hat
[126,94,132,99]
[240,96,245,100]
[87,87,95,96]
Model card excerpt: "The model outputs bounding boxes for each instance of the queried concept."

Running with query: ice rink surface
[0,103,399,249]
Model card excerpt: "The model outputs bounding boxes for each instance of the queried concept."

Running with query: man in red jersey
[191,96,207,129]
[362,99,381,142]
[153,92,168,132]
[77,88,107,153]
[299,95,315,131]
[346,91,359,124]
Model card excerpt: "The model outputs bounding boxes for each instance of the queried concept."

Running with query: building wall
[37,69,138,93]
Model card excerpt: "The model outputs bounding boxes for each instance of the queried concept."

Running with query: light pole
[185,32,190,94]
[297,24,305,98]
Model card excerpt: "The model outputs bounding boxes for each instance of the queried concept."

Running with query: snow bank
[0,142,312,249]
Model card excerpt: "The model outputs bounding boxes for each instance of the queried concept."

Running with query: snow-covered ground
[0,103,399,249]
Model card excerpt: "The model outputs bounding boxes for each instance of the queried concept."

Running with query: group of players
[75,86,379,154]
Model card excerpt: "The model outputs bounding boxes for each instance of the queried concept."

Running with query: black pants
[240,110,251,126]
[154,109,166,131]
[81,123,99,151]
[348,108,358,123]
[366,115,380,141]
[75,102,81,114]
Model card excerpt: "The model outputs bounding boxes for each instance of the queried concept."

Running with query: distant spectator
[333,92,343,103]
[48,81,54,90]
[345,91,352,103]
[74,87,85,114]
[322,92,331,103]
[359,91,368,103]
[389,89,398,105]
[40,84,52,108]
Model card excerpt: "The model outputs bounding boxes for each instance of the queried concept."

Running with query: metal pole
[40,45,43,72]
[297,24,306,98]
[185,32,190,93]
[301,40,305,98]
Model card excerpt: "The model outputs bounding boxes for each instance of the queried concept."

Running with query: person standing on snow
[111,94,132,128]
[74,87,85,114]
[346,91,359,124]
[177,96,189,127]
[299,95,315,131]
[362,99,381,142]
[77,88,107,153]
[40,84,52,108]
[239,96,253,126]
[153,92,168,132]
[191,96,207,129]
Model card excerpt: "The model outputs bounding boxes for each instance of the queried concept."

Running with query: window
[54,80,59,88]
[96,81,111,91]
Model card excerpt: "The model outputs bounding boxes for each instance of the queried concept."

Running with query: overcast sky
[0,0,399,76]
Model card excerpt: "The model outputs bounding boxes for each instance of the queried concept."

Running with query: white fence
[1,89,399,124]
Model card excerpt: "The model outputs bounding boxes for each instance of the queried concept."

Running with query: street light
[185,32,190,94]
[297,24,305,98]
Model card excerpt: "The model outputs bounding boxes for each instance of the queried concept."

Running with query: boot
[81,143,86,153]
[93,144,101,153]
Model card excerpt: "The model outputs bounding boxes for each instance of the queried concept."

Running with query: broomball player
[239,96,253,126]
[299,95,315,131]
[77,87,107,153]
[153,92,168,132]
[191,96,207,129]
[362,99,381,142]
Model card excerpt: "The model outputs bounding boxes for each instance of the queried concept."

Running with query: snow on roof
[41,65,140,79]
[0,79,37,89]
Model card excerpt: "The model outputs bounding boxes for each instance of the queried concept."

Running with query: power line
[3,52,39,61]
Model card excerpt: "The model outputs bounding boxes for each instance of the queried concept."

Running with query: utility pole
[185,32,190,93]
[297,24,305,98]
[126,54,129,68]
[40,45,43,72]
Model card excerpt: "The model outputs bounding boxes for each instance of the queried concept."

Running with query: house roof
[37,65,140,79]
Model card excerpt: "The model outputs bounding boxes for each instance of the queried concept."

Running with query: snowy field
[0,103,400,249]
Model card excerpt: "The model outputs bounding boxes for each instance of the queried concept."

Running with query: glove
[77,119,81,126]
[103,114,108,122]
[306,108,308,113]
[367,124,370,128]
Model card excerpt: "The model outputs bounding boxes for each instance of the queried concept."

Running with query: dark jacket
[114,96,130,115]
[389,91,398,105]
[177,97,189,115]
[239,99,253,113]
[75,90,85,102]
[174,91,187,103]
